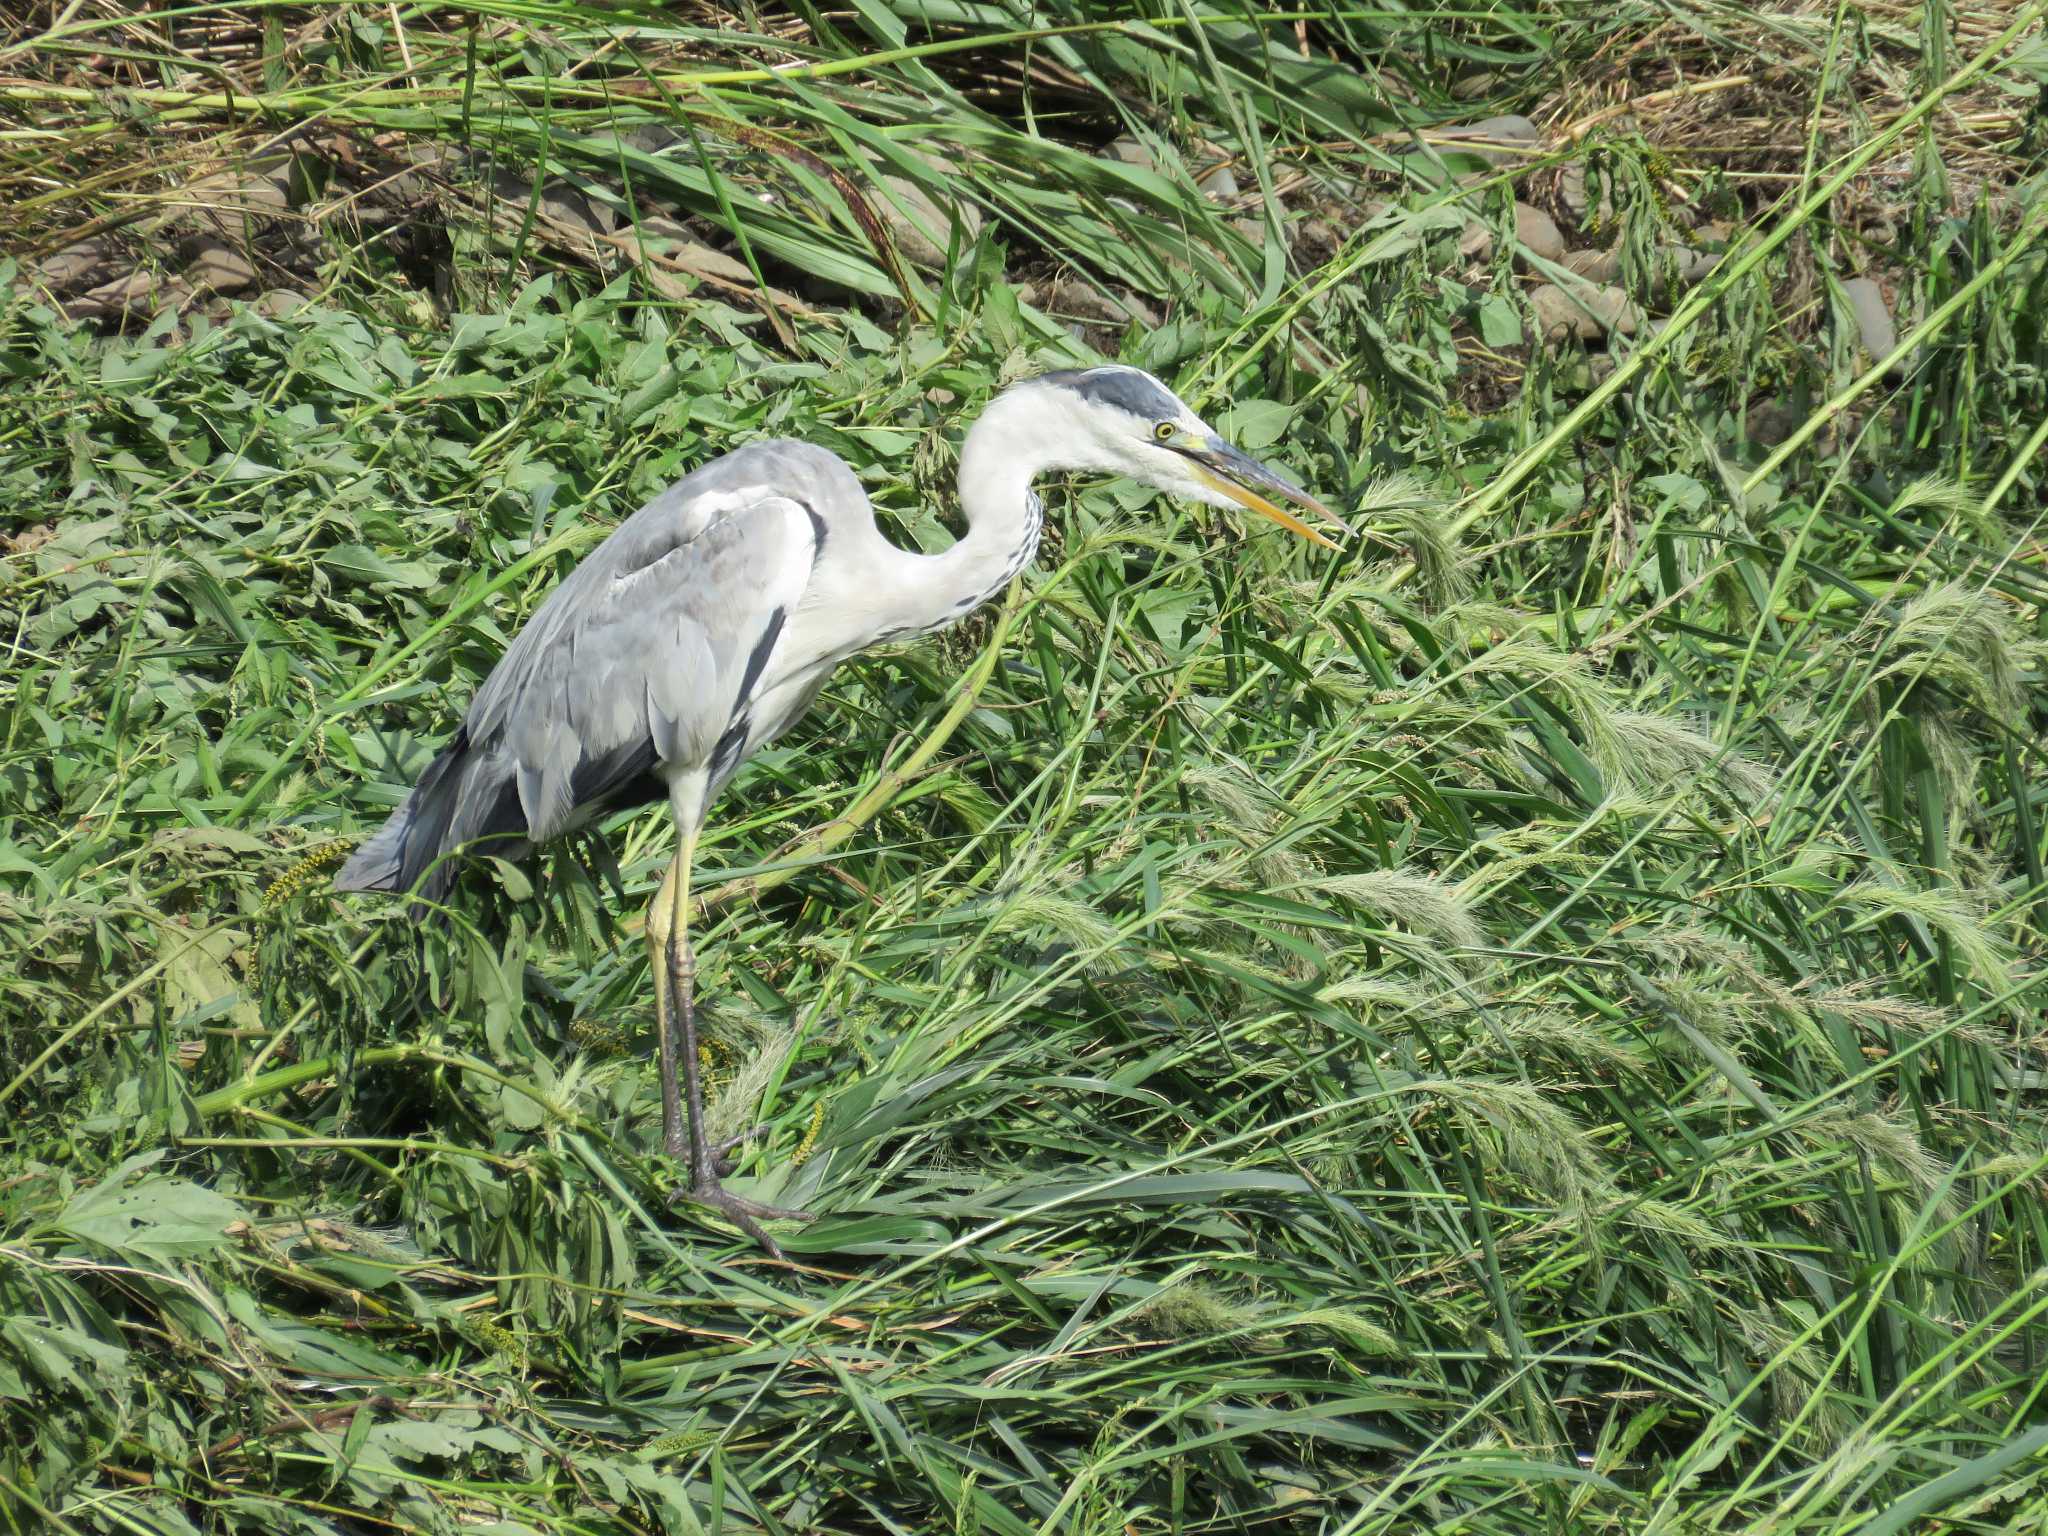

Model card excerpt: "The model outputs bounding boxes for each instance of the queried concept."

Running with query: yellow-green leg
[645,827,812,1257]
[646,853,682,1156]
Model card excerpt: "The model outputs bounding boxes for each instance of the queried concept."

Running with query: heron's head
[1016,365,1350,549]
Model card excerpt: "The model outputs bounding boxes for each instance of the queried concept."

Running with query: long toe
[672,1177,814,1258]
[708,1124,769,1179]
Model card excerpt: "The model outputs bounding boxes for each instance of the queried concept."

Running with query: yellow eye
[1153,421,1176,441]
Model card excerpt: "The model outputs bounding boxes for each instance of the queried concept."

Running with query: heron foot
[671,1177,814,1259]
[707,1124,768,1180]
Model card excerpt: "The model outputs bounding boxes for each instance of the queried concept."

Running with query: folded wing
[336,452,826,904]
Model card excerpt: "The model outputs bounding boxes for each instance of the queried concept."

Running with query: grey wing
[335,480,821,899]
[493,492,818,837]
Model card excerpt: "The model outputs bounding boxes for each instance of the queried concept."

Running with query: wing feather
[479,492,817,844]
[338,442,843,900]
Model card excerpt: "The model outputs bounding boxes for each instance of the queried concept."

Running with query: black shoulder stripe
[735,607,786,716]
[796,497,828,553]
[709,714,751,786]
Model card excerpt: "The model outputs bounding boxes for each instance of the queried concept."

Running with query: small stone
[67,268,191,324]
[371,147,449,213]
[1465,114,1539,141]
[1529,285,1580,341]
[1055,279,1115,318]
[1558,162,1614,227]
[548,182,617,235]
[1562,247,1619,281]
[1425,115,1540,182]
[1048,277,1160,330]
[1432,114,1539,168]
[879,175,982,267]
[1108,136,1154,168]
[1462,204,1564,264]
[1294,218,1343,263]
[0,522,57,556]
[632,218,803,308]
[1664,243,1719,284]
[1748,399,1802,447]
[36,238,122,293]
[1514,201,1565,263]
[493,172,617,239]
[623,124,687,157]
[1530,282,1639,342]
[253,289,307,320]
[1195,157,1240,201]
[636,218,753,284]
[1842,277,1896,361]
[1559,162,1586,215]
[181,161,293,220]
[184,237,256,296]
[1584,285,1641,334]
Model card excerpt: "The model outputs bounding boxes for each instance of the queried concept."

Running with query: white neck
[910,386,1064,629]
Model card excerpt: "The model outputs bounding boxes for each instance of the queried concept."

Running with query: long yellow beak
[1184,438,1351,550]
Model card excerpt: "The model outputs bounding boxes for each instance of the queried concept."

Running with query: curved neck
[914,388,1060,625]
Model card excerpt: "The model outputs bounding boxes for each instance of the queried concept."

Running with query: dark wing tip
[332,831,404,893]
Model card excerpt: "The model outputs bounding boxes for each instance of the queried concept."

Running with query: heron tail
[332,736,472,902]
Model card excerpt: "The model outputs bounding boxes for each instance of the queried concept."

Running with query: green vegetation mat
[2,2,2046,1531]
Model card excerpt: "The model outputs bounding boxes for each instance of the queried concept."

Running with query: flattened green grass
[2,2,2046,1532]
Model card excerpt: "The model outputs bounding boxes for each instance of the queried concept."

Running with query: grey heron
[334,365,1346,1253]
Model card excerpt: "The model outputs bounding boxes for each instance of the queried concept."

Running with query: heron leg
[644,855,687,1160]
[657,827,813,1257]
